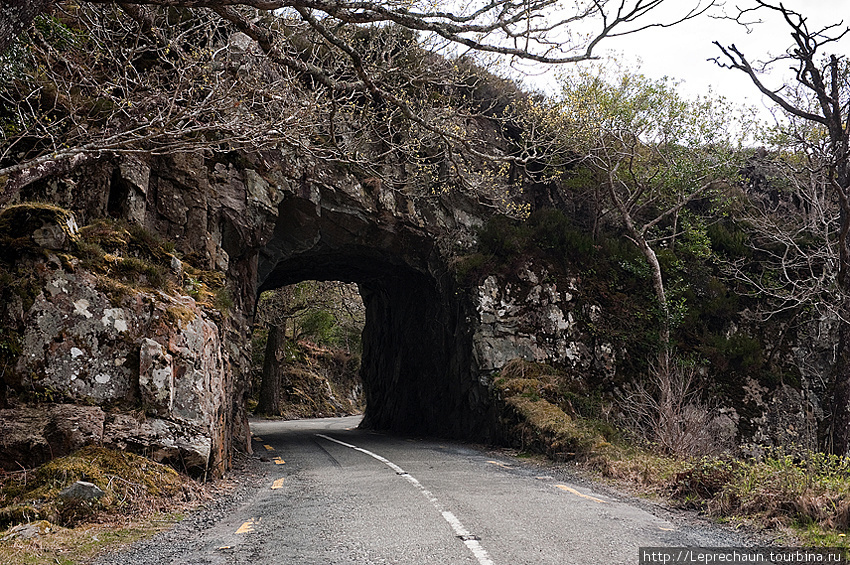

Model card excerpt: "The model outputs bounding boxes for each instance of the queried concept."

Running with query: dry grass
[0,446,201,529]
[0,446,211,564]
[0,513,184,565]
[76,218,229,313]
[495,359,610,461]
[495,359,850,548]
[588,448,850,547]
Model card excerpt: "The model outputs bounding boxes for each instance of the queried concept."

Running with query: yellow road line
[253,436,262,441]
[235,519,257,534]
[486,460,513,469]
[555,484,608,504]
[273,457,285,465]
[263,444,275,451]
[659,527,675,531]
[271,478,285,490]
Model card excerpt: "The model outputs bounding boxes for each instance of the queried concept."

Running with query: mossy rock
[0,202,78,252]
[506,395,608,458]
[494,359,611,460]
[0,446,185,528]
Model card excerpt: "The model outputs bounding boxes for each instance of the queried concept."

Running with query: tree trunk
[0,0,53,53]
[834,310,850,454]
[637,238,671,377]
[608,175,672,376]
[832,196,850,454]
[256,325,287,416]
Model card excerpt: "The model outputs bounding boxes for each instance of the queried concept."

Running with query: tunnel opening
[251,280,366,420]
[255,194,496,440]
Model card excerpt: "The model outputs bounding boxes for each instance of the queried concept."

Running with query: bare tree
[256,281,363,344]
[0,0,54,53]
[622,362,729,456]
[0,5,329,205]
[728,150,840,320]
[713,1,850,453]
[0,1,720,207]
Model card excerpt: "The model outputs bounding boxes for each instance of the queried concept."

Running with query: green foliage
[294,307,363,350]
[689,449,850,539]
[468,209,662,373]
[478,214,534,259]
[477,208,618,268]
[213,286,233,313]
[677,217,713,262]
[470,203,789,395]
[33,15,84,50]
[114,257,167,289]
[299,310,337,345]
[257,281,364,352]
[707,221,750,258]
[527,208,596,260]
[701,332,763,374]
[127,223,176,258]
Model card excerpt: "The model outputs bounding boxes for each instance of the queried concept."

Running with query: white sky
[521,0,849,122]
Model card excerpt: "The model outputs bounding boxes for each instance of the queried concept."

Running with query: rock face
[474,268,615,380]
[1,264,227,475]
[0,142,839,473]
[0,404,104,469]
[59,481,105,501]
[469,258,834,452]
[1,148,505,473]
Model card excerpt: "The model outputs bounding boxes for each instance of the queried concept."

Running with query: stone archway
[0,151,503,478]
[256,193,496,439]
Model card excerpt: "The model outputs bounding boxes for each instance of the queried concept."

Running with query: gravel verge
[93,452,269,565]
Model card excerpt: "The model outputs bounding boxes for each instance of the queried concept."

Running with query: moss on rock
[0,446,185,528]
[495,359,610,460]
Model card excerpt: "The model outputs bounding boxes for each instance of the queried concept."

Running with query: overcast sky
[522,0,849,122]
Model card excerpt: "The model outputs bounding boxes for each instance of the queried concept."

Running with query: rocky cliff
[0,144,508,475]
[0,141,837,474]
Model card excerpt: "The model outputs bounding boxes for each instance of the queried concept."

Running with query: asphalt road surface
[97,415,748,565]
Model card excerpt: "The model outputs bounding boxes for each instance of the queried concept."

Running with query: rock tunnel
[256,193,497,440]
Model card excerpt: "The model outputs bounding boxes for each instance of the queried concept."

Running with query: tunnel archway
[256,193,495,440]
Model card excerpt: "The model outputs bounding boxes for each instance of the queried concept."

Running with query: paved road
[99,415,747,565]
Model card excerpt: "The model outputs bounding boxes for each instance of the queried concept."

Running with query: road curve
[97,416,748,565]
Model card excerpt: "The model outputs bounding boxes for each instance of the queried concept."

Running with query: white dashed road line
[316,434,496,565]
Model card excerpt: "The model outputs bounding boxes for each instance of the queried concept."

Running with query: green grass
[590,445,850,547]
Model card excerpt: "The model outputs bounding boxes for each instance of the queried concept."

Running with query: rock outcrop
[1,258,227,475]
[0,142,839,473]
[0,148,506,473]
